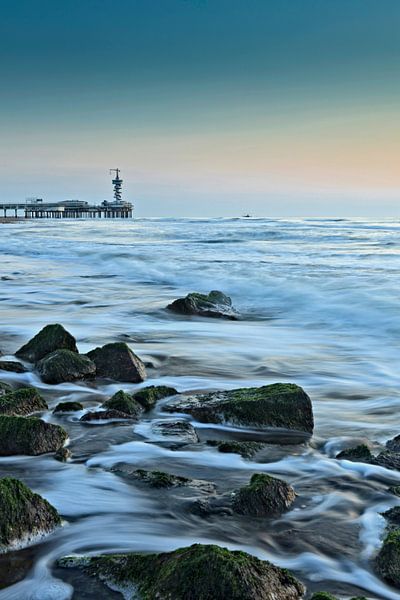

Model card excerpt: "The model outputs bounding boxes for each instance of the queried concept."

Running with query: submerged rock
[0,477,60,552]
[80,409,134,422]
[53,401,83,413]
[375,528,400,588]
[163,383,313,433]
[151,420,199,444]
[0,415,67,455]
[167,290,238,320]
[87,342,146,383]
[16,324,78,363]
[54,447,72,462]
[132,385,178,410]
[0,387,47,416]
[102,390,143,418]
[207,440,265,458]
[232,473,295,517]
[336,444,373,462]
[58,543,305,600]
[389,485,400,497]
[0,361,27,373]
[37,349,96,384]
[122,468,191,488]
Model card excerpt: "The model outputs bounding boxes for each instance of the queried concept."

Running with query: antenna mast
[109,168,123,203]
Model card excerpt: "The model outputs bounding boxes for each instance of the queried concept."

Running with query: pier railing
[0,201,133,219]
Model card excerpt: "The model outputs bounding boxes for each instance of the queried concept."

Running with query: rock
[381,506,400,525]
[37,349,96,384]
[167,290,238,320]
[102,390,143,418]
[58,543,305,600]
[0,387,47,416]
[151,420,199,444]
[232,473,295,517]
[163,383,313,433]
[0,477,60,551]
[207,440,265,458]
[0,361,27,373]
[87,342,146,383]
[374,451,400,471]
[54,447,72,462]
[132,385,178,410]
[16,324,78,362]
[53,401,83,413]
[310,594,338,600]
[0,381,12,397]
[80,409,134,422]
[386,434,400,453]
[375,528,400,588]
[389,485,400,497]
[113,467,215,492]
[336,444,373,462]
[0,415,67,455]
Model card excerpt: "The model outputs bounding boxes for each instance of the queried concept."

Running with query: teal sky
[0,0,399,216]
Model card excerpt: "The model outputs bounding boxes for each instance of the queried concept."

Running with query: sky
[0,0,399,217]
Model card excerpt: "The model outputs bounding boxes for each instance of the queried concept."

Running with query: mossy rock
[0,381,12,397]
[87,342,146,383]
[0,415,67,455]
[0,477,60,551]
[58,543,305,599]
[375,528,400,588]
[16,324,78,363]
[102,390,143,418]
[80,409,134,422]
[336,444,373,462]
[310,594,338,600]
[0,387,47,416]
[0,361,27,373]
[54,447,72,462]
[53,401,84,413]
[232,473,295,517]
[167,290,238,320]
[381,506,400,525]
[151,420,199,444]
[130,469,191,488]
[207,440,265,458]
[163,383,313,433]
[37,349,96,384]
[389,485,400,497]
[132,385,178,410]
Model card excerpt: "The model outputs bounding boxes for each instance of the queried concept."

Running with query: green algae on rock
[53,401,84,413]
[58,543,305,600]
[87,342,146,383]
[310,593,338,600]
[0,415,68,455]
[102,390,143,418]
[375,528,400,588]
[0,387,47,416]
[132,385,178,410]
[0,477,60,552]
[207,440,265,458]
[80,409,134,422]
[15,324,78,363]
[336,444,373,462]
[232,473,295,517]
[129,469,191,488]
[37,349,96,384]
[163,383,313,433]
[0,361,27,373]
[0,381,12,397]
[167,290,238,320]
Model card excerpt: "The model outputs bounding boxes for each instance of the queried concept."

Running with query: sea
[0,217,400,599]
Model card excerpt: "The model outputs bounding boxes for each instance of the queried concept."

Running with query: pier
[0,168,133,219]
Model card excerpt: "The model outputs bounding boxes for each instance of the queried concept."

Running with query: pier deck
[0,201,133,219]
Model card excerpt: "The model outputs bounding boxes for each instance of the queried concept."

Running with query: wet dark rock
[232,473,295,517]
[54,447,72,462]
[0,361,27,373]
[167,290,238,320]
[0,415,67,455]
[382,506,400,525]
[163,383,313,433]
[16,324,78,363]
[102,390,143,418]
[58,543,305,600]
[80,409,134,422]
[37,349,96,384]
[151,420,199,444]
[53,401,84,413]
[0,477,60,551]
[110,465,214,492]
[336,444,373,462]
[207,440,265,458]
[0,381,12,397]
[190,497,234,517]
[386,434,400,453]
[375,528,400,588]
[87,342,146,383]
[0,387,47,416]
[374,451,400,471]
[132,385,178,410]
[389,485,400,497]
[310,594,338,600]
